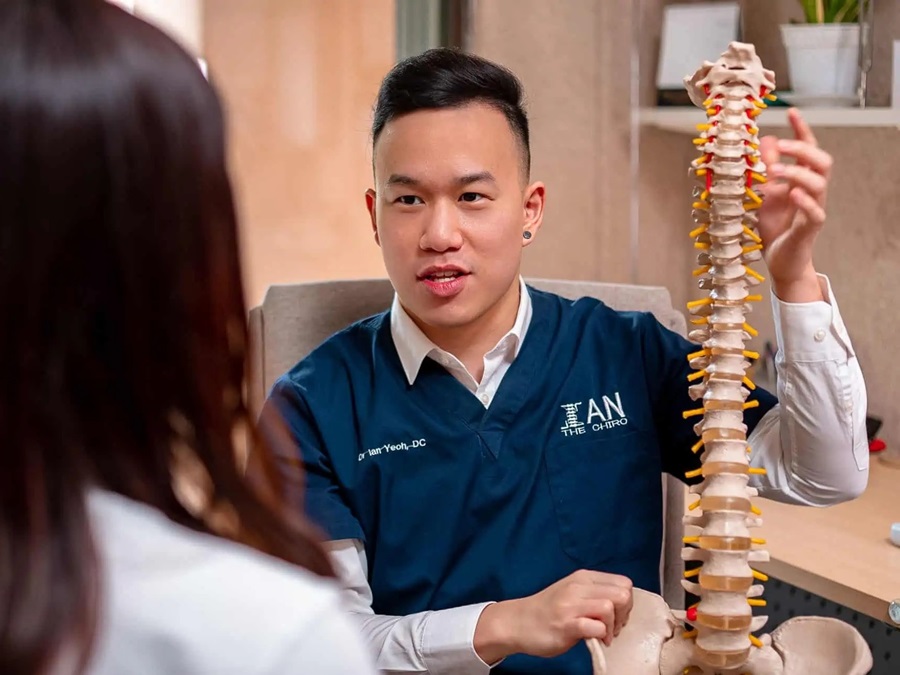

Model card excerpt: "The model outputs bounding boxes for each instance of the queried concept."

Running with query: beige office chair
[247,277,687,609]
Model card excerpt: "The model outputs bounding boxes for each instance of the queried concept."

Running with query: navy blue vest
[267,288,776,673]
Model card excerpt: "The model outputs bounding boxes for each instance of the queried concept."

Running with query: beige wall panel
[204,0,394,305]
[470,0,634,282]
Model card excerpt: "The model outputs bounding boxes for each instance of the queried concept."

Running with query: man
[265,49,867,673]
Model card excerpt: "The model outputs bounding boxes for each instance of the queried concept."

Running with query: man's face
[366,103,544,332]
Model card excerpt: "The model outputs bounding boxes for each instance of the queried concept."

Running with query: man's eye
[396,195,423,205]
[460,192,484,203]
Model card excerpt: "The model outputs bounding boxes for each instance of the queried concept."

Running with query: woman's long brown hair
[0,1,334,673]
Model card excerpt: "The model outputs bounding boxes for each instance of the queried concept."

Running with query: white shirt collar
[390,276,532,385]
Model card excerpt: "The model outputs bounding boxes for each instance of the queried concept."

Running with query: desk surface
[685,458,900,623]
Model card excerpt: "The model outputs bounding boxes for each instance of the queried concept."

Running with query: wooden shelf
[640,107,900,134]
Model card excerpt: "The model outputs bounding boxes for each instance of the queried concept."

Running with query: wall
[470,0,635,283]
[203,0,394,305]
[471,0,900,448]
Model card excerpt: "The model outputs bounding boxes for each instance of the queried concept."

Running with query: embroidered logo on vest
[560,393,628,436]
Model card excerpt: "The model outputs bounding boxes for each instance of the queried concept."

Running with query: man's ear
[521,181,546,246]
[365,188,380,246]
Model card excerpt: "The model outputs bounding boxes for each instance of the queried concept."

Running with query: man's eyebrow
[384,171,497,188]
[456,171,497,186]
[386,174,419,187]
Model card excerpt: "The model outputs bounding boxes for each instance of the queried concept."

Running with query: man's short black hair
[372,48,530,175]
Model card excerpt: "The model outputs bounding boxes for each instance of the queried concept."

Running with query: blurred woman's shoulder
[83,490,375,675]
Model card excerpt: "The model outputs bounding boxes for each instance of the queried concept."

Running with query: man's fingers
[566,571,634,643]
[575,569,633,589]
[788,107,818,147]
[776,139,833,176]
[580,598,616,646]
[578,587,631,639]
[790,187,827,226]
[759,135,780,168]
[769,163,828,200]
[572,616,608,643]
[580,582,632,607]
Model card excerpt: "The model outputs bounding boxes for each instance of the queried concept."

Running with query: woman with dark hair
[0,1,376,673]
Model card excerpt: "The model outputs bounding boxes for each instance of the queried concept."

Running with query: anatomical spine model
[679,39,773,672]
[585,43,872,675]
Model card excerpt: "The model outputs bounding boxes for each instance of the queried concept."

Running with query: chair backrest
[248,277,686,609]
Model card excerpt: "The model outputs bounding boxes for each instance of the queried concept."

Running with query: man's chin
[405,299,478,331]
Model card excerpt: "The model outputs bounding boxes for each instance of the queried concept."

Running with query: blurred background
[121,0,899,451]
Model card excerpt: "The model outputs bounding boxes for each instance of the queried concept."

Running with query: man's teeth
[430,271,460,281]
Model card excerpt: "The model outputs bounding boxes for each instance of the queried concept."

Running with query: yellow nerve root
[685,467,703,479]
[743,226,763,244]
[745,266,765,282]
[687,369,707,382]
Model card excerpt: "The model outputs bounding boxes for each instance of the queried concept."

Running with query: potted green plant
[781,0,862,104]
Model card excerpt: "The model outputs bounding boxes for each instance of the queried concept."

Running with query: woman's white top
[84,490,376,674]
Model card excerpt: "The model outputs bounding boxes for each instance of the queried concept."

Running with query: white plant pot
[780,23,860,100]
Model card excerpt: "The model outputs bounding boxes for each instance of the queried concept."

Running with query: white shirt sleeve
[747,274,869,505]
[264,592,381,675]
[327,539,496,674]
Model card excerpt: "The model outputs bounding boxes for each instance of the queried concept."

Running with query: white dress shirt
[329,275,868,674]
[82,490,377,675]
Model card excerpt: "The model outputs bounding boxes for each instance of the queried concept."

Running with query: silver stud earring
[523,231,532,240]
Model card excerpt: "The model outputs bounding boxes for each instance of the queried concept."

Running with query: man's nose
[420,200,463,252]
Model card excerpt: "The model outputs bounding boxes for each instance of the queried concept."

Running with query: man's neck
[413,279,521,382]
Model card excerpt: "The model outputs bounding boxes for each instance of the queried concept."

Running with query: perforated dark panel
[682,573,898,673]
[764,577,899,674]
